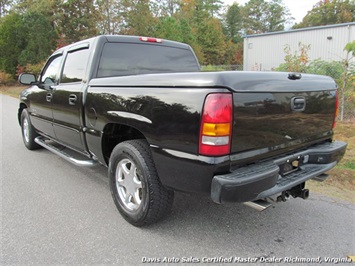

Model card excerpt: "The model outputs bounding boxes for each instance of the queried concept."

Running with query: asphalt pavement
[1,94,354,265]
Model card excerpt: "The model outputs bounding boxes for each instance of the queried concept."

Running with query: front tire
[109,140,174,226]
[20,109,41,150]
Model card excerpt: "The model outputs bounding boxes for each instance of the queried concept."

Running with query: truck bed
[89,71,337,167]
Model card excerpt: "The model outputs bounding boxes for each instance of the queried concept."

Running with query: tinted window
[97,43,199,78]
[61,48,89,83]
[41,56,62,85]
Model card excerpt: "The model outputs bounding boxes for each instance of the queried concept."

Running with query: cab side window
[61,48,89,83]
[40,55,62,86]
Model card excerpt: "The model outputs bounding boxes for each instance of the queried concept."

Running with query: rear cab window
[97,42,200,78]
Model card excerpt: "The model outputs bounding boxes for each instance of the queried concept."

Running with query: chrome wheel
[116,158,142,211]
[20,109,41,150]
[23,117,30,143]
[109,140,174,226]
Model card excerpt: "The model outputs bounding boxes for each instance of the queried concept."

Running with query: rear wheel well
[102,123,146,164]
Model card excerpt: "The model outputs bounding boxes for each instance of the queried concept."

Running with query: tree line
[0,0,354,79]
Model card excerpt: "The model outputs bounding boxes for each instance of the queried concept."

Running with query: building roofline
[244,22,355,39]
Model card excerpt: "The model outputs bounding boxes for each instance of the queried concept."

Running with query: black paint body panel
[18,35,342,198]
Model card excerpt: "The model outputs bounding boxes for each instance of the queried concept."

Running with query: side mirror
[18,73,37,85]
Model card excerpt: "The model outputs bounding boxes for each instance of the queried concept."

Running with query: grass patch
[343,161,355,170]
[332,123,355,171]
[307,178,355,204]
[0,85,25,98]
[307,122,355,203]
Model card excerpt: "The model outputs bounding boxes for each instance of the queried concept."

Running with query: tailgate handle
[291,97,305,111]
[288,73,302,80]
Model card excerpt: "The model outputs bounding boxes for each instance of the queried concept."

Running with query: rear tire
[109,139,174,226]
[20,109,41,150]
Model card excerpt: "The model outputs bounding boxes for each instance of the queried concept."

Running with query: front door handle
[46,93,52,102]
[69,94,77,105]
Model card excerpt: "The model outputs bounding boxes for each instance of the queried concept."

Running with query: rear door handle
[46,93,52,102]
[69,94,77,105]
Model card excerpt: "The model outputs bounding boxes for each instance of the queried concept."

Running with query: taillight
[139,37,163,43]
[199,93,233,156]
[332,90,339,129]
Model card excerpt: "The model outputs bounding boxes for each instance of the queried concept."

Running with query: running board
[243,199,272,212]
[35,137,97,167]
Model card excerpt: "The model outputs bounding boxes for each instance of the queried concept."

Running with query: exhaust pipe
[244,199,272,212]
[244,184,310,212]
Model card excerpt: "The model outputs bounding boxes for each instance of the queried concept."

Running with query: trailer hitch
[277,182,309,202]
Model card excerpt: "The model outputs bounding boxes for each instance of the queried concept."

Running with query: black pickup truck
[18,35,347,226]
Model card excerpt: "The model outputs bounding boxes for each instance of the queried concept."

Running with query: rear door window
[61,48,89,83]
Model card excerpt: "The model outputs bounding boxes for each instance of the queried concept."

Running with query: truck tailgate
[227,72,337,167]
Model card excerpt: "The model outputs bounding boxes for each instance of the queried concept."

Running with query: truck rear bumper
[211,141,347,203]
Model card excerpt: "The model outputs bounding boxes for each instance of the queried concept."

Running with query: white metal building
[243,22,355,71]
